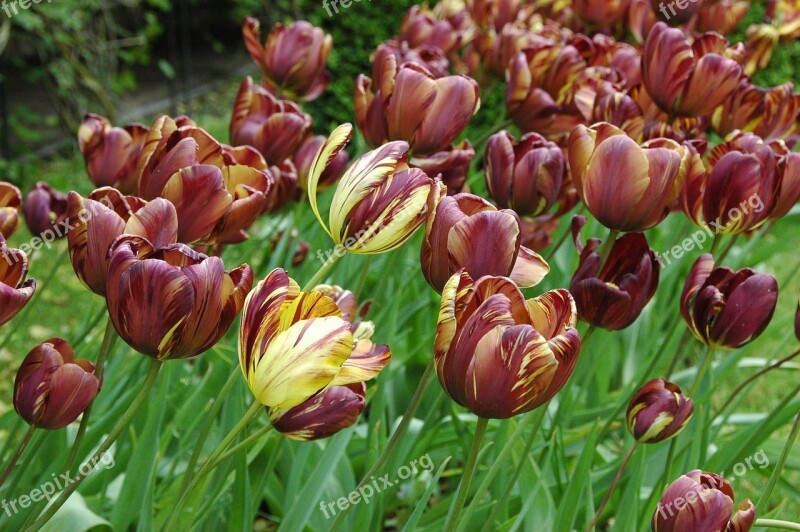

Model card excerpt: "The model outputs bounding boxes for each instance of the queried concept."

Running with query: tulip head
[434,271,580,419]
[626,378,693,443]
[0,238,36,326]
[575,0,631,27]
[14,338,99,430]
[696,0,749,35]
[294,135,349,191]
[308,124,436,255]
[681,254,778,349]
[0,182,22,238]
[23,182,69,239]
[653,470,755,531]
[410,141,475,196]
[78,113,149,194]
[712,80,800,141]
[269,383,366,441]
[106,236,253,360]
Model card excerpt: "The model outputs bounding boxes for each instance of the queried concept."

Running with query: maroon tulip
[626,378,693,443]
[294,135,349,191]
[230,76,313,166]
[78,113,149,194]
[14,339,99,430]
[653,470,755,531]
[105,235,253,359]
[466,0,532,29]
[575,0,631,27]
[485,131,565,217]
[410,141,475,195]
[269,382,366,441]
[242,18,331,101]
[629,0,659,42]
[398,5,462,55]
[696,0,749,35]
[0,182,22,238]
[372,39,450,80]
[650,0,703,24]
[712,79,800,141]
[23,182,68,239]
[0,237,35,326]
[570,216,659,330]
[681,254,778,349]
[642,23,742,117]
[768,139,800,220]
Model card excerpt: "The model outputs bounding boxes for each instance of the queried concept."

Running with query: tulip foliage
[1,1,800,531]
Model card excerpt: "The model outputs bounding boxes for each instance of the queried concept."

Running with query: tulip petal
[123,198,179,249]
[329,339,391,386]
[308,124,354,241]
[509,246,550,288]
[447,210,520,281]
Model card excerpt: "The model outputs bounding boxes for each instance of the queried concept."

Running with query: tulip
[695,0,749,35]
[294,135,349,191]
[13,338,99,430]
[434,271,580,419]
[466,0,532,30]
[105,235,253,359]
[206,164,272,245]
[626,378,693,443]
[308,124,435,255]
[230,77,313,166]
[242,18,331,101]
[653,470,755,531]
[768,139,800,220]
[768,0,800,40]
[0,182,21,238]
[592,90,646,141]
[421,189,550,293]
[570,216,659,330]
[519,216,560,252]
[410,141,475,195]
[568,123,687,232]
[575,0,631,27]
[712,79,800,141]
[650,0,703,24]
[629,0,659,42]
[681,254,778,349]
[743,24,780,76]
[0,238,35,326]
[399,5,462,55]
[269,383,367,441]
[263,159,300,214]
[372,40,450,81]
[23,182,69,239]
[238,269,390,409]
[485,131,565,217]
[642,23,742,117]
[311,284,358,321]
[78,113,149,194]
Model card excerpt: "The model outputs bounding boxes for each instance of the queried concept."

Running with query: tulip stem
[215,423,273,464]
[597,229,619,266]
[65,315,118,471]
[689,346,714,396]
[0,424,35,488]
[302,250,343,291]
[757,410,800,510]
[444,417,489,532]
[709,233,723,256]
[587,441,639,531]
[755,520,800,531]
[23,358,162,531]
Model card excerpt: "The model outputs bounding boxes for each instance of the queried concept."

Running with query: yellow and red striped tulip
[78,113,149,194]
[0,237,35,326]
[0,182,21,239]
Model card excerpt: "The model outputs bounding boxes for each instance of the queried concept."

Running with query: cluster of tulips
[1,0,800,529]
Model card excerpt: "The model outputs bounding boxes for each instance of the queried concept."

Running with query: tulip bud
[0,182,22,238]
[23,182,69,239]
[681,254,778,349]
[308,124,436,255]
[696,0,749,35]
[269,383,366,441]
[14,338,99,430]
[294,135,349,191]
[626,378,693,443]
[242,18,331,102]
[434,271,580,418]
[570,217,659,330]
[78,113,149,194]
[653,470,755,531]
[106,235,253,359]
[238,269,390,409]
[0,238,36,326]
[485,131,565,217]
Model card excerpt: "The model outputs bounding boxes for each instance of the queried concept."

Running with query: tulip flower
[626,378,693,443]
[568,123,687,232]
[466,0,533,30]
[238,269,390,409]
[653,470,755,531]
[681,254,778,349]
[308,124,435,255]
[269,383,367,441]
[592,90,646,141]
[642,23,742,117]
[0,238,35,326]
[242,18,331,102]
[23,182,69,239]
[294,135,349,191]
[105,235,253,360]
[712,79,800,141]
[629,0,659,42]
[769,139,800,220]
[0,182,21,238]
[410,141,475,195]
[696,0,749,34]
[421,189,550,293]
[570,216,659,330]
[78,113,149,194]
[14,338,99,430]
[743,24,780,76]
[230,77,313,166]
[434,271,580,419]
[399,5,463,55]
[263,160,300,214]
[67,189,178,296]
[575,0,631,27]
[485,131,565,217]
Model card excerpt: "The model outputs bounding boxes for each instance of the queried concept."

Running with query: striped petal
[330,339,391,387]
[308,124,354,241]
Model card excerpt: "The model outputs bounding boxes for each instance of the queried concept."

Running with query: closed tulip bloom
[294,135,349,191]
[14,339,99,430]
[681,254,778,349]
[23,182,68,239]
[239,269,390,409]
[399,5,462,55]
[570,216,659,330]
[78,113,149,194]
[0,182,22,238]
[410,141,475,195]
[575,0,631,26]
[769,139,800,220]
[642,23,742,117]
[568,123,687,232]
[243,18,331,102]
[230,77,313,166]
[308,124,435,255]
[653,470,755,532]
[626,378,693,443]
[421,189,550,293]
[696,0,749,34]
[629,0,659,43]
[0,238,35,326]
[485,131,565,217]
[269,383,366,441]
[712,80,800,141]
[106,235,253,360]
[435,271,580,418]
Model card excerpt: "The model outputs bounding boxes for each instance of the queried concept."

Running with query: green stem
[755,519,800,531]
[0,424,35,487]
[665,329,693,378]
[689,346,715,396]
[444,417,490,532]
[587,442,639,531]
[23,359,162,531]
[354,255,373,299]
[757,411,800,509]
[215,424,273,464]
[598,229,620,266]
[709,233,723,256]
[302,250,343,291]
[716,234,739,263]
